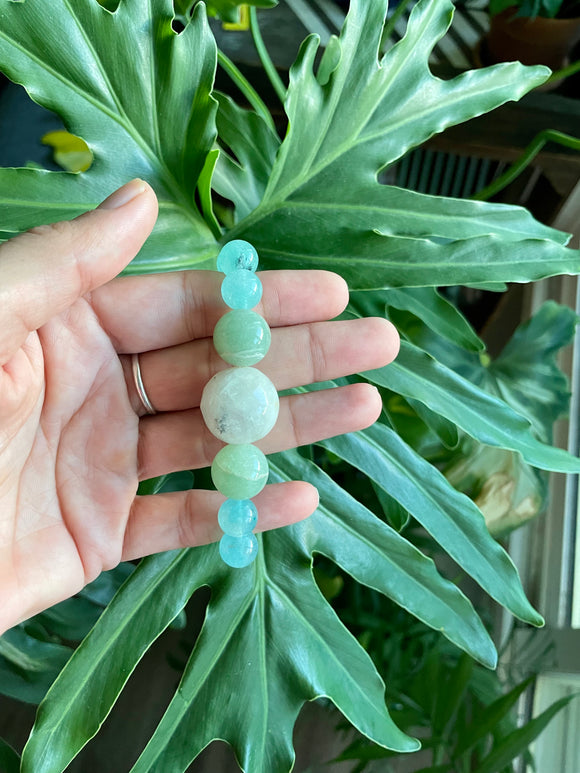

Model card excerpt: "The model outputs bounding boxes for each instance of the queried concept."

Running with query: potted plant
[0,0,579,771]
[485,0,580,69]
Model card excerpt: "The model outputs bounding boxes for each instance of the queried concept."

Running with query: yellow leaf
[41,130,93,173]
[222,4,249,30]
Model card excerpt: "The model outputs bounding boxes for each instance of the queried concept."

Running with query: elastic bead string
[200,240,279,568]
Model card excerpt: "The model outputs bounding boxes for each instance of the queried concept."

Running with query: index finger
[90,269,349,353]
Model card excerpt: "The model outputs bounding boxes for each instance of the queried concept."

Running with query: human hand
[0,179,399,633]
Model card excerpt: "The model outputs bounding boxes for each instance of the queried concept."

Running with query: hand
[0,179,399,633]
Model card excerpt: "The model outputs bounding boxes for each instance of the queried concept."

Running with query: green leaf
[0,0,219,271]
[453,674,535,758]
[271,452,497,669]
[226,0,579,288]
[131,529,418,772]
[321,425,543,628]
[21,550,204,773]
[0,627,72,704]
[432,653,473,735]
[364,341,580,473]
[488,301,577,442]
[212,92,280,222]
[385,287,484,353]
[0,737,20,773]
[475,693,578,773]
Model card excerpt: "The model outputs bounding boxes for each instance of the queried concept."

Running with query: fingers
[0,179,158,364]
[91,269,349,352]
[125,316,399,414]
[137,383,382,480]
[121,481,318,561]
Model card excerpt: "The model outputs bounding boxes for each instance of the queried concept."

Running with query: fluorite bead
[211,444,269,499]
[200,367,279,444]
[217,240,259,274]
[213,310,271,367]
[219,533,259,568]
[218,499,258,536]
[221,269,263,310]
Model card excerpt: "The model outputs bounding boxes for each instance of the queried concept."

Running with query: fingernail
[98,179,148,210]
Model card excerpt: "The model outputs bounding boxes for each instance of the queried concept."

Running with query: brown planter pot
[486,8,580,69]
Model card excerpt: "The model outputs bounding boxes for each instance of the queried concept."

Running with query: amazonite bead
[218,499,258,536]
[200,367,279,444]
[219,533,258,568]
[221,270,263,310]
[213,310,271,366]
[217,240,259,274]
[211,444,269,499]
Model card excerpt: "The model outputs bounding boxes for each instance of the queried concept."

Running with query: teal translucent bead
[221,270,263,310]
[213,310,271,366]
[211,444,269,499]
[217,240,259,274]
[218,499,258,536]
[200,367,279,444]
[219,533,258,568]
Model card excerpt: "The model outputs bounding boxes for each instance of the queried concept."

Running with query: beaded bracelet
[200,240,279,568]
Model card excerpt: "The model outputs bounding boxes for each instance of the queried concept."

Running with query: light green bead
[213,310,271,366]
[211,444,269,499]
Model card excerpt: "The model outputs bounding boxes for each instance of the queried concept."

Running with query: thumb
[0,178,158,365]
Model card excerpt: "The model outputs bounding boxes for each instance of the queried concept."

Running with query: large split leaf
[0,0,218,269]
[227,0,580,288]
[320,424,543,626]
[364,340,580,473]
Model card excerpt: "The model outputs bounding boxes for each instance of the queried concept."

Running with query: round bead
[211,444,269,499]
[213,310,271,367]
[217,240,259,274]
[218,499,258,536]
[200,367,279,444]
[221,270,263,310]
[219,533,259,568]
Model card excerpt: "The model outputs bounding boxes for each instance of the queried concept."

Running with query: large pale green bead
[213,310,271,366]
[200,367,279,444]
[211,444,269,499]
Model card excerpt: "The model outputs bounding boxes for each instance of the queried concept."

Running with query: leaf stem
[381,0,414,48]
[473,129,580,201]
[216,49,276,131]
[546,57,580,85]
[249,7,286,105]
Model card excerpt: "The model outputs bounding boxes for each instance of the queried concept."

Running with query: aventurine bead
[213,310,271,366]
[217,240,259,274]
[200,367,279,444]
[219,533,259,568]
[221,269,263,310]
[211,444,269,499]
[218,499,258,536]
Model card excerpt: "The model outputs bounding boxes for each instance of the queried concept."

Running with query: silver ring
[131,353,157,415]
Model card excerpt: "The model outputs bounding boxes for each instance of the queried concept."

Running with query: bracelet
[200,240,279,568]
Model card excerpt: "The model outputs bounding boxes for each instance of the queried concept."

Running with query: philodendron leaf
[486,301,577,442]
[0,0,219,270]
[385,287,484,353]
[364,341,580,474]
[321,425,543,627]
[212,92,280,222]
[226,0,580,288]
[21,549,209,773]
